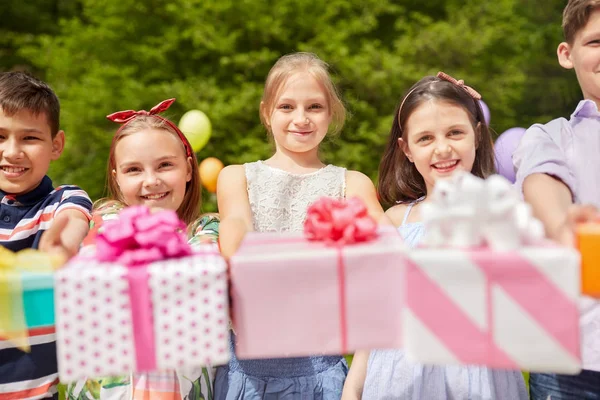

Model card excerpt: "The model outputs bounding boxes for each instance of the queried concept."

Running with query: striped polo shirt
[0,175,92,400]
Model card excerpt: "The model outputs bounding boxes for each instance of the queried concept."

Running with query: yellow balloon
[199,157,225,193]
[179,110,212,152]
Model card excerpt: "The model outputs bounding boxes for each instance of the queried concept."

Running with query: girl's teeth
[144,193,167,200]
[435,161,457,169]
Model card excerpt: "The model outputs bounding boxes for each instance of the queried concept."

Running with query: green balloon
[178,109,212,152]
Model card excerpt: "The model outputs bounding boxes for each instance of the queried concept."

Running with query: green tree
[1,0,81,73]
[5,0,580,210]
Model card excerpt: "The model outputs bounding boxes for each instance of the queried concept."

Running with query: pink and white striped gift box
[403,245,581,373]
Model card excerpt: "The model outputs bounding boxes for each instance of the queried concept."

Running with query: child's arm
[341,350,369,399]
[523,173,575,246]
[385,204,409,227]
[39,209,90,262]
[346,171,386,223]
[217,165,253,259]
[512,123,587,246]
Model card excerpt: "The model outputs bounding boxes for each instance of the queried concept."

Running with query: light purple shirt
[513,99,600,371]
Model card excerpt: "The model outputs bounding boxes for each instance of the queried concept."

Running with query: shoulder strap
[401,203,415,226]
[401,196,425,225]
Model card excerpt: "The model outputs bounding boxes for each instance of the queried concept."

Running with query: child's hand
[218,217,250,260]
[38,217,72,265]
[555,204,600,247]
[39,210,90,264]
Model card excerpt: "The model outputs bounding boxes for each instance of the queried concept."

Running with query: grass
[57,383,66,400]
[345,354,354,366]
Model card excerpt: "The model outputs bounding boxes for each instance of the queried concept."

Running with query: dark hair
[562,0,600,44]
[0,71,60,137]
[377,75,496,207]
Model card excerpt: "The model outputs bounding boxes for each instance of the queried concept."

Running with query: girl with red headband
[71,98,219,400]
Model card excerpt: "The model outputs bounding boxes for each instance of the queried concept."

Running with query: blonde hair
[101,115,202,225]
[260,52,346,135]
[563,0,600,43]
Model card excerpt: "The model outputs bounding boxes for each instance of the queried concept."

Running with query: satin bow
[106,98,193,157]
[421,172,544,250]
[304,197,378,245]
[437,71,482,100]
[96,206,192,266]
[106,98,176,124]
[0,247,62,351]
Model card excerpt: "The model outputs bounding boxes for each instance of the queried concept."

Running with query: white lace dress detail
[245,161,346,232]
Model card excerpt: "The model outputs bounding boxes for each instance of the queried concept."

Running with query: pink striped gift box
[403,245,581,373]
[230,226,405,359]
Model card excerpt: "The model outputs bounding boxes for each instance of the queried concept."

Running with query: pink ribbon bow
[304,197,378,245]
[437,71,482,100]
[95,206,192,372]
[96,205,192,265]
[304,197,377,353]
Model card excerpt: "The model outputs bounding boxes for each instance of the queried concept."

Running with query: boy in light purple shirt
[513,0,600,398]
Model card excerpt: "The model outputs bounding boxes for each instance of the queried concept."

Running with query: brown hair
[563,0,600,43]
[377,75,496,207]
[101,115,202,224]
[259,52,346,135]
[0,71,60,137]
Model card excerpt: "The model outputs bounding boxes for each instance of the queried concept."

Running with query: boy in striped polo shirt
[0,71,93,399]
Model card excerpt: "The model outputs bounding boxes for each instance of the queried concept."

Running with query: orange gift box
[577,223,600,297]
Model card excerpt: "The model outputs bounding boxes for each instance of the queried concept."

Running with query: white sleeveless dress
[214,161,349,399]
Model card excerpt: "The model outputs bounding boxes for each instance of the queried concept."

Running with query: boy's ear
[50,131,65,160]
[557,42,574,69]
[398,137,413,162]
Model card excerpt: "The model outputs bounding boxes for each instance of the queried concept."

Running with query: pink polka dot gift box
[54,207,230,382]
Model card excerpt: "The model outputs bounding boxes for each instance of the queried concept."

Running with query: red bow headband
[106,98,193,157]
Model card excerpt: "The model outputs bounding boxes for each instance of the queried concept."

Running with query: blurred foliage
[2,0,580,211]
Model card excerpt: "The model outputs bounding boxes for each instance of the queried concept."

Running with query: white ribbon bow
[420,172,544,251]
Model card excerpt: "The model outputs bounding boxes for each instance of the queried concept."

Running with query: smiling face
[400,99,478,195]
[0,107,64,195]
[558,7,600,104]
[113,128,192,211]
[264,71,332,156]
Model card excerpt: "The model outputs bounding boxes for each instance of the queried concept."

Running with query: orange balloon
[199,157,224,193]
